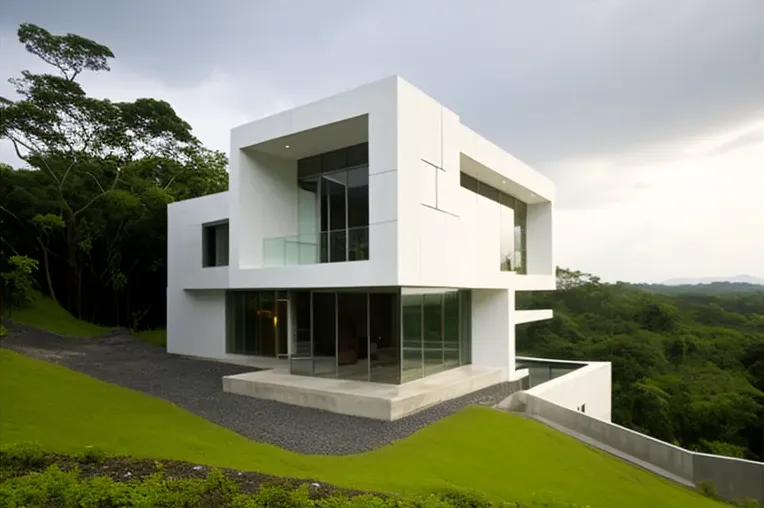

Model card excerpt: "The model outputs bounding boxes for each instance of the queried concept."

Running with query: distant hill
[662,275,764,286]
[632,280,764,295]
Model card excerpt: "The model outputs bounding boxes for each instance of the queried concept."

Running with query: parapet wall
[508,360,764,505]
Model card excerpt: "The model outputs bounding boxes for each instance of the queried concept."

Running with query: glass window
[202,222,229,267]
[477,182,500,204]
[337,293,369,381]
[500,205,514,271]
[322,148,347,173]
[370,292,399,384]
[422,293,444,376]
[459,290,472,365]
[290,291,314,376]
[460,172,478,192]
[298,155,322,178]
[444,291,460,368]
[500,193,516,210]
[401,293,423,382]
[346,143,369,167]
[312,292,337,378]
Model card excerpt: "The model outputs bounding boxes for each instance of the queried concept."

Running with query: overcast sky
[1,0,763,283]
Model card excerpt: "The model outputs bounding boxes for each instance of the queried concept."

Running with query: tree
[0,23,228,328]
[0,23,216,317]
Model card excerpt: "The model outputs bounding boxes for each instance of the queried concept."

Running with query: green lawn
[0,349,721,508]
[6,294,110,338]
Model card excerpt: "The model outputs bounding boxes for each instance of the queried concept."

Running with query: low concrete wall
[524,360,612,422]
[519,385,764,505]
[694,452,764,504]
[523,393,695,481]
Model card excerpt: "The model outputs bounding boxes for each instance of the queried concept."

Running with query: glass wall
[296,143,370,264]
[289,290,399,383]
[286,288,470,384]
[401,289,473,383]
[459,172,527,274]
[226,291,288,357]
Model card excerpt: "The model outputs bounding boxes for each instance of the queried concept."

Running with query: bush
[1,255,39,309]
[0,443,48,477]
[697,480,718,499]
[0,466,594,508]
[732,498,762,508]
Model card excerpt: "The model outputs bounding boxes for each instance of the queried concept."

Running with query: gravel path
[3,323,517,455]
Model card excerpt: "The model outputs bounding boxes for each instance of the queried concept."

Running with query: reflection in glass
[444,291,460,368]
[337,293,369,380]
[295,143,370,265]
[227,291,287,358]
[422,293,444,376]
[459,290,472,365]
[290,291,313,376]
[312,292,337,378]
[370,293,399,384]
[401,293,423,382]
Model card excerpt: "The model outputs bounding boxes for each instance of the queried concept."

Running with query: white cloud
[555,122,764,282]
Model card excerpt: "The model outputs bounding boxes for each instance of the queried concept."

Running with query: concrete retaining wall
[520,390,764,505]
[524,361,612,422]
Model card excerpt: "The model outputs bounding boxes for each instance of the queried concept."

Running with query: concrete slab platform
[223,365,506,420]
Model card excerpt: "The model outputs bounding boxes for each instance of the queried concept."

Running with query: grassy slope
[7,295,109,338]
[0,350,720,508]
[132,329,167,346]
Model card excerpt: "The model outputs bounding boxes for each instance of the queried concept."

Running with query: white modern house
[167,76,559,420]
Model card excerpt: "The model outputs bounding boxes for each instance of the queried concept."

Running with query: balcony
[263,226,369,267]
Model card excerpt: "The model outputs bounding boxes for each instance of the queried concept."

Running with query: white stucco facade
[167,76,556,387]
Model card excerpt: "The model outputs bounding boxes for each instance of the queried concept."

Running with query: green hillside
[0,349,721,508]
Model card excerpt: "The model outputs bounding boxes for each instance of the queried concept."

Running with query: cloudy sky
[1,0,763,283]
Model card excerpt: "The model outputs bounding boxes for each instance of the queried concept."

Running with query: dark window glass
[500,193,516,210]
[322,148,348,173]
[347,143,369,167]
[477,182,501,204]
[460,172,478,192]
[298,155,322,178]
[202,222,229,267]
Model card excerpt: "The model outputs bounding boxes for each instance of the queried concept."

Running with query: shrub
[0,443,48,477]
[0,465,598,508]
[1,255,39,309]
[732,498,762,508]
[697,480,718,499]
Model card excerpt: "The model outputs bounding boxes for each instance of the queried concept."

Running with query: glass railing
[263,226,369,267]
[515,357,587,389]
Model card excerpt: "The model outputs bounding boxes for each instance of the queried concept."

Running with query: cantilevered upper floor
[168,76,555,292]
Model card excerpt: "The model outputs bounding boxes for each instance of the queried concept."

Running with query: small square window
[202,221,229,267]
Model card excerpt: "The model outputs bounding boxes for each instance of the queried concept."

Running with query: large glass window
[401,293,423,383]
[290,289,399,383]
[297,143,369,264]
[226,291,283,356]
[400,289,472,383]
[370,293,399,384]
[459,172,527,274]
[286,288,471,385]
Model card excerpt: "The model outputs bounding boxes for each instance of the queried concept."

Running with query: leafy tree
[519,268,764,459]
[1,255,39,309]
[0,24,227,327]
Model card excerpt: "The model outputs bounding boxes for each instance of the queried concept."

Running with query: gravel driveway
[3,324,516,455]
